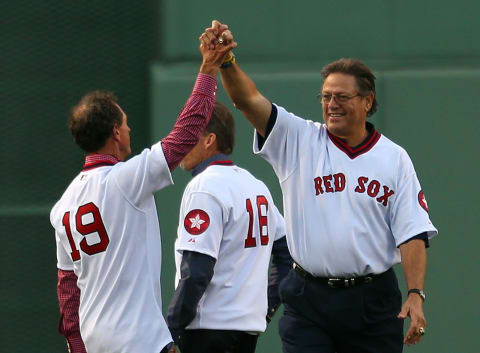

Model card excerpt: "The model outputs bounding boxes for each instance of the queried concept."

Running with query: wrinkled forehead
[322,72,357,93]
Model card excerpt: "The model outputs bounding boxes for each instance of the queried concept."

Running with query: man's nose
[328,96,341,107]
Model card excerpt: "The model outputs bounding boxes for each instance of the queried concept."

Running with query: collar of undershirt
[82,153,119,171]
[191,153,233,177]
[327,122,381,159]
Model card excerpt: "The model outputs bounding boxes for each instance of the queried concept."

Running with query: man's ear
[112,125,121,141]
[365,92,375,111]
[204,132,217,150]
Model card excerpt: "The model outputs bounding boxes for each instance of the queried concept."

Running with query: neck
[346,128,368,147]
[96,140,122,161]
[191,153,231,177]
[334,122,375,148]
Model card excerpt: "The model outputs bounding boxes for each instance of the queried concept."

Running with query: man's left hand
[397,294,426,345]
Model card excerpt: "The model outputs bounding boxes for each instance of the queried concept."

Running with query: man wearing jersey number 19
[203,20,438,353]
[166,101,292,353]
[49,38,236,353]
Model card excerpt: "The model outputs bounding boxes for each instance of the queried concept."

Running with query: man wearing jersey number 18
[166,101,292,353]
[202,20,438,353]
[49,38,236,353]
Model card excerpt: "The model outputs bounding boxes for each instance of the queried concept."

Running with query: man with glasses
[199,20,438,353]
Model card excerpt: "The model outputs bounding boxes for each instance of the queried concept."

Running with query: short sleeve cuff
[177,245,218,260]
[398,231,430,248]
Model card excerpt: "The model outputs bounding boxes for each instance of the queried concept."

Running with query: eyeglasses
[317,93,362,104]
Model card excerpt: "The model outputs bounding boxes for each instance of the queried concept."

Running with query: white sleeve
[390,151,438,246]
[176,190,225,260]
[111,142,174,207]
[253,104,308,183]
[55,230,74,271]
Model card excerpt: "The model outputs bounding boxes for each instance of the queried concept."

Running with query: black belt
[293,262,390,289]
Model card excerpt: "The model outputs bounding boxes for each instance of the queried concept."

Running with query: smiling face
[321,73,374,146]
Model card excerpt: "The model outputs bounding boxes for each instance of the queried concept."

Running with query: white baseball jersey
[50,142,173,353]
[253,104,438,277]
[174,161,286,332]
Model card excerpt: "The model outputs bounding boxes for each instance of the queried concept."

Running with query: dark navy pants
[178,329,258,353]
[278,268,404,353]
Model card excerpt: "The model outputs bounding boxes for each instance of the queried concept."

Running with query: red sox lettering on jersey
[314,173,395,207]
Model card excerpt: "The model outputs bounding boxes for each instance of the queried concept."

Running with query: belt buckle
[328,277,359,288]
[327,278,342,288]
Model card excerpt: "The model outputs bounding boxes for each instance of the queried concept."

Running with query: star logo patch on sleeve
[184,209,210,235]
[418,190,429,212]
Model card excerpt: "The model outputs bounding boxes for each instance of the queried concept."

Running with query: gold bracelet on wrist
[220,52,236,69]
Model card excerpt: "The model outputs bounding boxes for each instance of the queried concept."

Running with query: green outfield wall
[2,1,477,352]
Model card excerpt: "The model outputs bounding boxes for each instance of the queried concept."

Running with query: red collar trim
[208,160,234,167]
[83,154,119,171]
[327,129,381,159]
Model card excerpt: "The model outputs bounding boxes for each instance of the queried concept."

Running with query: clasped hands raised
[199,20,236,70]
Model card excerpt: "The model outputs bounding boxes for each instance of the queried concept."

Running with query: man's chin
[325,120,349,134]
[326,124,342,136]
